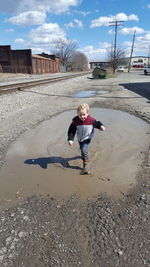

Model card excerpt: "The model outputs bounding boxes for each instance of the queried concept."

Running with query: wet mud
[0,72,150,267]
[0,108,149,208]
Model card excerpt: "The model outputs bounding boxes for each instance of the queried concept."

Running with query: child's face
[78,108,88,121]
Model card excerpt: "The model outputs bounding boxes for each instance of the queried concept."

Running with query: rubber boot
[80,160,90,175]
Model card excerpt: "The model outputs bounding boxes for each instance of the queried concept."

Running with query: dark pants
[79,139,91,161]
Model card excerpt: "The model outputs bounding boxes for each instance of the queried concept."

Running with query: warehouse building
[0,45,60,74]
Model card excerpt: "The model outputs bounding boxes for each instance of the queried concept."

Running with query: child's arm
[67,122,77,145]
[93,120,106,131]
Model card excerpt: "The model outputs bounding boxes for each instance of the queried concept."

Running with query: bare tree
[52,38,77,67]
[71,51,89,71]
[107,46,126,73]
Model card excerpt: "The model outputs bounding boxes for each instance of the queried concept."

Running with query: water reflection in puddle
[73,90,96,98]
[0,108,149,207]
[72,90,108,98]
[97,90,108,95]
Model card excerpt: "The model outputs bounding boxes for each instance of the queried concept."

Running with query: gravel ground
[0,71,150,267]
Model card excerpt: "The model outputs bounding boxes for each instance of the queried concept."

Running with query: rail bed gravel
[0,71,150,267]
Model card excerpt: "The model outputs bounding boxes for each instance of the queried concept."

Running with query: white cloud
[74,10,91,16]
[90,13,139,28]
[0,0,81,14]
[31,47,48,54]
[65,19,83,28]
[80,45,107,60]
[29,23,66,45]
[65,22,74,28]
[82,31,150,60]
[5,11,46,26]
[73,19,83,28]
[108,29,113,35]
[29,35,78,54]
[137,33,150,41]
[122,41,132,47]
[5,28,14,32]
[99,42,111,49]
[14,38,25,43]
[121,33,150,56]
[80,33,150,60]
[91,16,110,28]
[127,14,139,21]
[119,27,145,35]
[107,26,145,45]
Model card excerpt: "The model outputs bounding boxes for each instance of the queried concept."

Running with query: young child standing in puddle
[67,103,106,174]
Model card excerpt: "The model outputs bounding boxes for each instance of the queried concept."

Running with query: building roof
[32,54,49,59]
[125,56,149,59]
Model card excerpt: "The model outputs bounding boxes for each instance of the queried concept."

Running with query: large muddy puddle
[0,108,149,207]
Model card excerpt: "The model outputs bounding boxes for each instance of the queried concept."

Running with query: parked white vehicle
[144,67,150,75]
[117,66,125,72]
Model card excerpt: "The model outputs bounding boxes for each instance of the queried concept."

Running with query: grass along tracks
[0,71,91,95]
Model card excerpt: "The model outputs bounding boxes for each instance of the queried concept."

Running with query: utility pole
[148,45,150,67]
[109,20,124,73]
[128,30,136,73]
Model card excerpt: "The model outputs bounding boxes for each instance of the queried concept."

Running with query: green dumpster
[92,67,106,79]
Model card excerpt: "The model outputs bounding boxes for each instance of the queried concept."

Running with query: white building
[129,56,149,67]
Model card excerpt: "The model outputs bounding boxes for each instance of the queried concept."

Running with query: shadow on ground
[120,81,150,102]
[24,156,82,170]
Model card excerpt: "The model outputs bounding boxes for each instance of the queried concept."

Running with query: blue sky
[0,0,150,61]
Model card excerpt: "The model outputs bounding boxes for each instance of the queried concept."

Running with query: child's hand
[68,140,73,146]
[100,125,106,131]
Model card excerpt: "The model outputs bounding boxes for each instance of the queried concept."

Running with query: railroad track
[0,71,91,95]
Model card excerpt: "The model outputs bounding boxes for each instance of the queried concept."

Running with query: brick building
[0,45,60,74]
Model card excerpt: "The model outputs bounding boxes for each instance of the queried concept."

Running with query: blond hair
[77,103,89,114]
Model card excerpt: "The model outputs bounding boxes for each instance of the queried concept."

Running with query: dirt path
[0,71,150,266]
